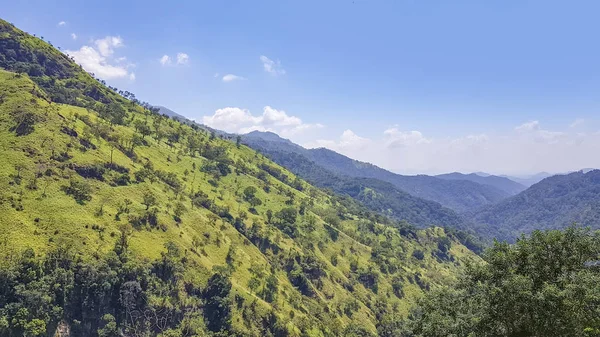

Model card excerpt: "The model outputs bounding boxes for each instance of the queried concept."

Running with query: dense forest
[400,226,600,337]
[470,170,600,241]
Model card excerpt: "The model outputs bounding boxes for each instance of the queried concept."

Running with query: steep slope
[243,132,465,229]
[0,19,480,337]
[244,131,510,212]
[436,172,527,196]
[471,170,600,241]
[258,150,465,230]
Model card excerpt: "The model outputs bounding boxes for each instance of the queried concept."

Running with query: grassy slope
[0,19,480,336]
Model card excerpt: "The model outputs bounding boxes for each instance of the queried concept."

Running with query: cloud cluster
[66,36,135,80]
[260,55,286,76]
[222,74,246,82]
[58,21,66,27]
[160,53,189,66]
[306,119,600,175]
[176,53,189,64]
[201,106,322,137]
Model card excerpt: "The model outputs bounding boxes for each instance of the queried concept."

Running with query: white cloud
[176,53,189,65]
[515,120,540,132]
[304,122,600,176]
[201,106,322,138]
[160,55,171,66]
[66,35,133,80]
[160,53,189,66]
[384,127,431,148]
[58,21,66,27]
[94,36,123,57]
[260,55,286,76]
[570,118,584,128]
[222,74,246,82]
[515,120,564,144]
[306,130,371,154]
[71,33,77,40]
[129,73,136,81]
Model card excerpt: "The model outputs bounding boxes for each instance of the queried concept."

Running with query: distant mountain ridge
[471,170,600,241]
[156,105,188,120]
[244,131,510,213]
[244,132,464,228]
[436,172,527,196]
[500,172,553,187]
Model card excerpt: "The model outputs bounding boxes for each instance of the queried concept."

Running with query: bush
[412,249,425,260]
[62,178,92,204]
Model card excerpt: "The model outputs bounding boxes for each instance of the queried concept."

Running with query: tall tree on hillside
[401,226,600,337]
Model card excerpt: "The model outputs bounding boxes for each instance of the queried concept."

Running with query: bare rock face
[53,320,70,337]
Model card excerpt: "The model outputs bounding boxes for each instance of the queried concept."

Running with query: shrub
[412,249,425,260]
[62,178,92,204]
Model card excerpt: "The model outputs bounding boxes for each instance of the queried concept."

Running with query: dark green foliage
[0,19,121,107]
[142,190,157,210]
[62,178,92,204]
[201,162,231,178]
[471,170,600,241]
[343,322,377,337]
[402,226,600,337]
[129,208,159,229]
[243,186,257,200]
[10,107,38,136]
[411,250,425,260]
[276,207,297,225]
[357,266,379,293]
[203,271,233,332]
[73,164,106,181]
[275,207,298,237]
[191,191,212,209]
[0,243,217,337]
[100,103,127,126]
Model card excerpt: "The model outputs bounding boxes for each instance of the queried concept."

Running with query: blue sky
[4,0,600,174]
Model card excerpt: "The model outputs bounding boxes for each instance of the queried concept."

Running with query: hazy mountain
[244,131,510,213]
[436,172,527,196]
[156,105,188,120]
[471,170,600,241]
[501,172,553,187]
[244,132,465,228]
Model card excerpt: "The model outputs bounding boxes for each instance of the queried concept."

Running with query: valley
[0,13,599,337]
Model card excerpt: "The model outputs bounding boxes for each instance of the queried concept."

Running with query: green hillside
[243,131,510,213]
[0,19,479,337]
[470,170,600,241]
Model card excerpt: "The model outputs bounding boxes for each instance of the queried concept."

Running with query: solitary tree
[142,190,157,210]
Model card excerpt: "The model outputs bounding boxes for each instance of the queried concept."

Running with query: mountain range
[244,131,510,213]
[469,169,600,240]
[0,18,480,337]
[499,172,553,187]
[435,172,527,195]
[2,16,600,337]
[241,131,600,242]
